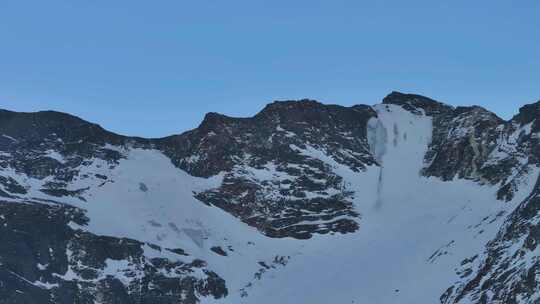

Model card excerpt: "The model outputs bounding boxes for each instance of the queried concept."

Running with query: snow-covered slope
[239,102,537,304]
[0,92,539,303]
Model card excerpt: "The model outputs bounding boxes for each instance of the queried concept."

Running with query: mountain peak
[197,100,326,131]
[509,99,540,135]
[382,91,453,115]
[0,108,123,146]
[256,99,324,117]
[2,95,540,303]
[512,99,540,126]
[199,111,233,126]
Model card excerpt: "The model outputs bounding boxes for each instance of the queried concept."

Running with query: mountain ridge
[2,91,539,141]
[0,91,539,303]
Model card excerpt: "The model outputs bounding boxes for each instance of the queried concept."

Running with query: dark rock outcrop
[0,201,227,304]
[2,93,540,303]
[442,179,540,304]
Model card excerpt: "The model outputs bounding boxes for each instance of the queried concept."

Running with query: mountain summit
[0,93,539,304]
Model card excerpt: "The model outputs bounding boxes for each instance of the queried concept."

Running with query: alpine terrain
[0,91,539,304]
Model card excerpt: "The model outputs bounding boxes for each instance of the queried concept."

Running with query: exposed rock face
[384,94,540,202]
[159,100,377,178]
[0,201,227,304]
[0,101,380,302]
[423,106,505,182]
[437,102,540,304]
[0,110,135,202]
[0,104,374,239]
[382,91,454,116]
[162,100,377,239]
[1,93,540,303]
[441,183,540,304]
[380,94,540,303]
[383,92,505,183]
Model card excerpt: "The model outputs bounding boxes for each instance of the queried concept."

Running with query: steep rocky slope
[0,92,538,303]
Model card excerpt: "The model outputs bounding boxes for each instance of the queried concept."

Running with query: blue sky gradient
[0,0,538,137]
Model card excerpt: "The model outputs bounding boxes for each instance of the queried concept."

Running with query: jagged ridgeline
[0,92,538,303]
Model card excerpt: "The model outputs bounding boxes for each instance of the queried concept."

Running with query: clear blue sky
[0,1,538,137]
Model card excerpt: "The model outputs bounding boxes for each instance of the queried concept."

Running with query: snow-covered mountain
[0,92,538,304]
